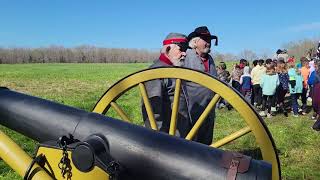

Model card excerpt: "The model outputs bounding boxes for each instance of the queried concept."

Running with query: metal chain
[106,160,120,180]
[58,139,72,179]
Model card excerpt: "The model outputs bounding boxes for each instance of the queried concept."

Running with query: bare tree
[223,53,238,61]
[283,38,318,60]
[238,49,258,61]
[258,49,273,59]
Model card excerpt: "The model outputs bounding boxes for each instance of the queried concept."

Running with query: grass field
[0,63,319,180]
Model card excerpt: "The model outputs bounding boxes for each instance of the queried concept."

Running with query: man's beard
[172,58,185,67]
[202,47,211,54]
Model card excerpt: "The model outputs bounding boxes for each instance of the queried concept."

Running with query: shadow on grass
[237,148,281,161]
[305,105,313,114]
[238,148,263,159]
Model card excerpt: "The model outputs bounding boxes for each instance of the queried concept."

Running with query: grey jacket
[142,59,192,137]
[182,49,217,144]
[183,49,217,76]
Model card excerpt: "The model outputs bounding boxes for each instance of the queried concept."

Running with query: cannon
[0,67,281,179]
[0,87,273,179]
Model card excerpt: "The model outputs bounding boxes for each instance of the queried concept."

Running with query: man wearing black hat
[183,26,218,145]
[185,26,218,75]
[142,32,192,137]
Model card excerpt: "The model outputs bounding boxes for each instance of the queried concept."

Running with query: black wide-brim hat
[187,26,218,46]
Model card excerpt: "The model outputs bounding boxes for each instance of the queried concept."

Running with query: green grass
[0,63,319,180]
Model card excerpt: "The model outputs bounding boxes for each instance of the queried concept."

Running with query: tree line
[0,45,158,64]
[0,37,318,64]
[214,38,319,62]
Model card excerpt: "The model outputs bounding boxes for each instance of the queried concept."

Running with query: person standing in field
[250,60,258,105]
[183,26,218,145]
[307,58,315,102]
[308,58,317,119]
[265,58,278,114]
[276,58,289,117]
[217,61,230,83]
[275,49,289,62]
[265,58,273,69]
[259,64,279,118]
[217,61,230,109]
[288,59,304,117]
[310,60,320,131]
[300,57,310,114]
[240,66,252,103]
[142,32,191,137]
[239,59,247,69]
[251,59,266,108]
[230,64,243,92]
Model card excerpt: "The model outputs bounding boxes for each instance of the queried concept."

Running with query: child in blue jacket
[240,66,252,103]
[259,64,279,118]
[288,65,303,117]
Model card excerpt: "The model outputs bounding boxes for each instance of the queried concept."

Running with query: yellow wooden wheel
[93,67,281,179]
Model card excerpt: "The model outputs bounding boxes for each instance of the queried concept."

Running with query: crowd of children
[216,56,320,131]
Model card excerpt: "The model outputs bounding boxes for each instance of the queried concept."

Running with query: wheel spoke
[185,94,221,140]
[139,83,158,130]
[169,79,181,135]
[110,102,131,122]
[210,126,252,148]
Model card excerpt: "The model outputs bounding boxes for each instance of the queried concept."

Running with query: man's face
[168,44,187,66]
[196,37,211,54]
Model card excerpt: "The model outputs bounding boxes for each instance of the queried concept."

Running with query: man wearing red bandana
[142,33,192,137]
[183,26,218,145]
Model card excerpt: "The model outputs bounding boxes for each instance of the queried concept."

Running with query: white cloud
[288,22,320,32]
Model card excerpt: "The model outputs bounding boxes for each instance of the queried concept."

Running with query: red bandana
[159,53,173,66]
[163,38,187,45]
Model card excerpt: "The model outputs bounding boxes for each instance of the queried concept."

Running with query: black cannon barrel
[0,88,271,180]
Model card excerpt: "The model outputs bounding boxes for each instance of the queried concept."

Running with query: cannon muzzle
[0,88,271,180]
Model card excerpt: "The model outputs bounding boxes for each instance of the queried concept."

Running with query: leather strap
[226,159,240,180]
[221,151,252,180]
